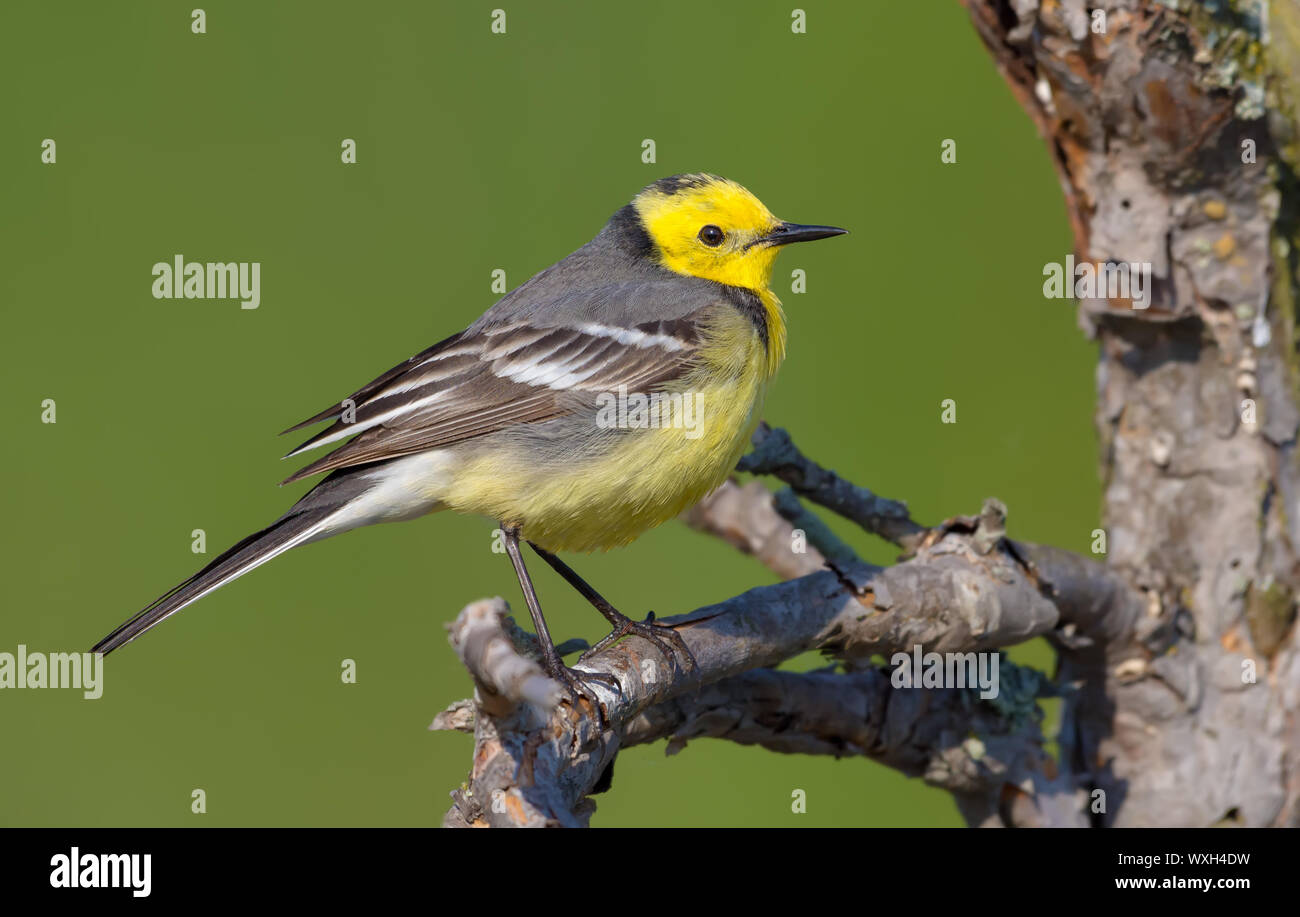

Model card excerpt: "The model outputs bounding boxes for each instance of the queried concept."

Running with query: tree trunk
[964,0,1300,826]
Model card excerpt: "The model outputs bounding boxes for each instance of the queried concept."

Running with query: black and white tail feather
[90,473,375,655]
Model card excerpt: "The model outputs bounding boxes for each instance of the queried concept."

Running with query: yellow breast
[443,302,780,553]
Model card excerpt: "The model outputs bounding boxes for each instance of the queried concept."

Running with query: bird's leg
[527,542,699,680]
[500,526,621,722]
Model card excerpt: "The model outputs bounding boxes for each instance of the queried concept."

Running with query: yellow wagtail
[92,173,846,704]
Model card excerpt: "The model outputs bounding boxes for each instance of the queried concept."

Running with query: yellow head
[631,173,846,292]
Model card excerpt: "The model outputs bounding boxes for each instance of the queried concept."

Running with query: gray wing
[279,310,706,484]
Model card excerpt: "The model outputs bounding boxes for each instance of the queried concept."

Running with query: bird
[92,172,846,713]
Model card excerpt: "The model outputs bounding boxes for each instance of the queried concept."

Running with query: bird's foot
[580,610,699,682]
[541,650,622,728]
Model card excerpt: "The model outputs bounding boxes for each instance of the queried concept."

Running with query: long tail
[91,472,380,656]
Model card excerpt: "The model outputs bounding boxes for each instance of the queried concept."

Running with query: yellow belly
[442,314,775,553]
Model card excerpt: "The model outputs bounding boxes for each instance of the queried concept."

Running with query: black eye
[698,224,725,247]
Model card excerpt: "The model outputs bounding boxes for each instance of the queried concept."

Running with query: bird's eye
[698,224,725,247]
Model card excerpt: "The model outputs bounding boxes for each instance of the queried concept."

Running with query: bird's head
[627,173,846,291]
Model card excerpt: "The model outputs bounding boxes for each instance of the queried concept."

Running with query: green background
[0,0,1094,826]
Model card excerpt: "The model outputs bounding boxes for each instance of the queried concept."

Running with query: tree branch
[437,429,1143,827]
[622,667,1087,827]
[737,423,927,552]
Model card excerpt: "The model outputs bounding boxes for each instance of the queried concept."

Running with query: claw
[541,653,622,729]
[580,610,699,684]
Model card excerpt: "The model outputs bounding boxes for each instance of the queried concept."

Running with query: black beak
[753,222,849,248]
